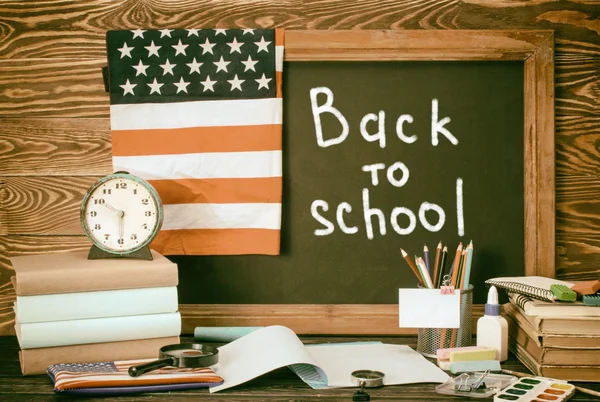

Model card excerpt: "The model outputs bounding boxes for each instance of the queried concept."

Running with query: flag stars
[145,41,161,57]
[255,36,271,53]
[227,37,244,54]
[199,38,216,55]
[174,77,191,93]
[117,42,134,59]
[147,78,164,95]
[186,29,200,37]
[214,56,230,73]
[172,39,189,56]
[228,74,244,91]
[242,29,255,35]
[131,29,146,39]
[200,75,217,92]
[159,59,176,75]
[119,79,136,95]
[186,58,203,74]
[159,29,173,38]
[241,55,258,72]
[255,73,272,90]
[214,29,228,36]
[133,60,149,76]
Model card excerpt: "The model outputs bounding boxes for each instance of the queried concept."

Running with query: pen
[400,248,424,286]
[416,257,434,288]
[462,241,474,289]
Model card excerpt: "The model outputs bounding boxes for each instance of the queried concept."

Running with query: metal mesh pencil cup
[416,285,474,358]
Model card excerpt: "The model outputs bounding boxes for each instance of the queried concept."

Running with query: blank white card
[398,289,460,328]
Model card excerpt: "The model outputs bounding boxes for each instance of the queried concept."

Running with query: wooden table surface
[1,335,599,401]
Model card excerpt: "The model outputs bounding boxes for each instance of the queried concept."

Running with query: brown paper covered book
[19,336,180,375]
[10,250,178,296]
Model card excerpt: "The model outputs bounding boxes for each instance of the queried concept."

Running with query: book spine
[17,312,181,349]
[16,287,178,323]
[19,336,180,375]
[17,264,178,296]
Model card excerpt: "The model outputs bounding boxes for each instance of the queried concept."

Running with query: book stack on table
[504,292,600,382]
[10,250,181,375]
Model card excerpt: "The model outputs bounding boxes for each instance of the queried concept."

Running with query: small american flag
[48,359,223,393]
[105,28,284,255]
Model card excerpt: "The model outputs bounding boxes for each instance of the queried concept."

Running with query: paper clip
[454,373,472,392]
[441,285,455,295]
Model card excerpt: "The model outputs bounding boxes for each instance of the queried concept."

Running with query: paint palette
[493,376,575,402]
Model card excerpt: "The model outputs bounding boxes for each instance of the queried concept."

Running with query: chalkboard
[176,30,555,335]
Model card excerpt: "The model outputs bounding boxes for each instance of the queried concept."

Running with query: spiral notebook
[485,276,574,302]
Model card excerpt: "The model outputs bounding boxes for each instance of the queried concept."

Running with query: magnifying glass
[128,343,219,377]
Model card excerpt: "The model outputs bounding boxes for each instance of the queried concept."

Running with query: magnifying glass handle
[128,357,175,377]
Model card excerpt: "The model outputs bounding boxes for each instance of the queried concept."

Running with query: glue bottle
[476,285,508,362]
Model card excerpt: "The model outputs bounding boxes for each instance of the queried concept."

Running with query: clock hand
[104,203,120,213]
[118,210,124,239]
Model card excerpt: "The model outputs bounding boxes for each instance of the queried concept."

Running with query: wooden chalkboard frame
[181,30,555,335]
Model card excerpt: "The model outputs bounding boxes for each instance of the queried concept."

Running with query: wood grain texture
[0,119,112,175]
[0,59,107,117]
[0,176,100,235]
[1,0,600,334]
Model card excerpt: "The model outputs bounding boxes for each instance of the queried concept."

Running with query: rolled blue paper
[193,326,262,342]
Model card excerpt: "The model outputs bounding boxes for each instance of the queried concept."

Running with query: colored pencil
[449,242,463,288]
[416,257,434,289]
[423,245,430,274]
[431,241,442,288]
[458,249,468,289]
[400,248,424,286]
[437,246,448,287]
[462,241,474,289]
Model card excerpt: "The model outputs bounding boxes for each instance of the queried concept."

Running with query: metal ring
[351,370,385,388]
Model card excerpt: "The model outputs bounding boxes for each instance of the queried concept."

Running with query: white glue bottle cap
[484,285,500,316]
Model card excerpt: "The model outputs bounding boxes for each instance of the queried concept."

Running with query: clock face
[82,175,162,254]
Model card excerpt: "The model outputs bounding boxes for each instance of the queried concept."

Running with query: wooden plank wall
[0,0,599,336]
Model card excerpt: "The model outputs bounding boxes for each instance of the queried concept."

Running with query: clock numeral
[94,224,101,230]
[102,189,112,195]
[141,198,149,205]
[133,189,138,195]
[116,182,127,189]
[94,199,105,205]
[145,211,152,216]
[142,223,148,229]
[131,234,138,240]
[104,234,110,240]
[117,238,124,245]
[90,211,97,217]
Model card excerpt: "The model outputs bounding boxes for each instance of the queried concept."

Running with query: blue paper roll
[193,326,262,342]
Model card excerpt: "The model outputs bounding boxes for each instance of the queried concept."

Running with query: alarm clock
[80,171,163,260]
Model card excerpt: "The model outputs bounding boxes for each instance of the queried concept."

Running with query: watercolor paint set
[493,376,575,402]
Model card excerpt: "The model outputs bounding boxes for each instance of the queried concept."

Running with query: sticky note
[398,289,460,328]
[449,348,496,362]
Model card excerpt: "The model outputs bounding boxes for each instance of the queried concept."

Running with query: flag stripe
[149,177,282,204]
[152,228,280,255]
[162,203,281,230]
[112,124,282,156]
[113,150,282,180]
[110,98,283,130]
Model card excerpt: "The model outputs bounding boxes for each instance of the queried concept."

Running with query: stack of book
[10,250,182,375]
[504,292,600,382]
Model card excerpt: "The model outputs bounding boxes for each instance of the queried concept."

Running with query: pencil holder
[416,285,474,358]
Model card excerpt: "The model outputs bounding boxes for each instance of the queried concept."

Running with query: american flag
[105,28,283,256]
[48,359,223,393]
